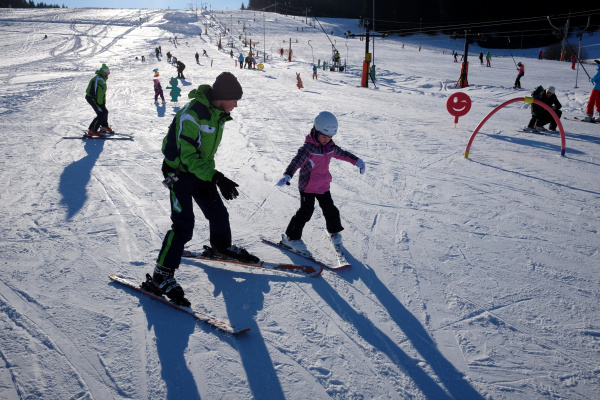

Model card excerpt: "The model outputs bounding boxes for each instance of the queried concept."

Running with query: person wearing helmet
[276,111,366,256]
[85,63,112,136]
[523,85,562,132]
[514,62,524,89]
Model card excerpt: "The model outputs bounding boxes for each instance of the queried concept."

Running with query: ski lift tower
[451,30,486,88]
[348,20,387,88]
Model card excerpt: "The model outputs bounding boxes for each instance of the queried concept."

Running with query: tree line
[246,0,598,49]
[0,0,65,7]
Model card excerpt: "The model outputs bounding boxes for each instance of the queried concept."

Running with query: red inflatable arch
[464,97,566,158]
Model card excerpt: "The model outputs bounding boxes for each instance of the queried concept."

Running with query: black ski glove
[212,171,239,200]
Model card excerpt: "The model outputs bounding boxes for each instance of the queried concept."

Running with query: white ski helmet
[314,111,338,136]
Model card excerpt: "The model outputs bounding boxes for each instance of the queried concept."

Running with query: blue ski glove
[356,159,366,175]
[277,174,291,186]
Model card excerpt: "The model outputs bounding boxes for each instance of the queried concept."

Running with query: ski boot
[281,234,313,258]
[209,244,260,263]
[143,264,190,307]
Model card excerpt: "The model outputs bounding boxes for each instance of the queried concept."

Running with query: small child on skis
[153,69,165,103]
[276,111,366,255]
[514,62,524,89]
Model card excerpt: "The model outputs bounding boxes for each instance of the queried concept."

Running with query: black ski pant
[157,172,231,269]
[86,96,108,131]
[285,191,343,241]
[533,108,562,130]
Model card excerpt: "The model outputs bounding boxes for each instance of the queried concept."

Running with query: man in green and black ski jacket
[85,64,111,136]
[152,72,257,304]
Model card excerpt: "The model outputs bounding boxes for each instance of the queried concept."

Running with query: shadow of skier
[59,138,104,220]
[320,252,485,400]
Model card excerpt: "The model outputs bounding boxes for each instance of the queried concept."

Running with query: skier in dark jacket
[151,72,256,305]
[85,64,112,136]
[524,85,562,132]
[176,60,186,79]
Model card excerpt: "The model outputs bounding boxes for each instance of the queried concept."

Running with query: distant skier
[514,62,524,89]
[230,49,234,58]
[538,49,543,60]
[176,60,186,79]
[369,64,376,83]
[166,51,172,63]
[275,111,366,257]
[312,64,318,79]
[479,52,483,65]
[571,55,576,70]
[85,64,112,137]
[524,85,562,132]
[583,60,600,122]
[486,52,491,67]
[155,47,159,58]
[153,70,165,104]
[238,54,244,69]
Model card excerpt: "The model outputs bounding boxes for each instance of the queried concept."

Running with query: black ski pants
[285,191,343,241]
[86,96,108,131]
[157,172,231,269]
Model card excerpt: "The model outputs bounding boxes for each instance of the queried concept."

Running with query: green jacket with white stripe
[85,67,108,106]
[162,85,232,181]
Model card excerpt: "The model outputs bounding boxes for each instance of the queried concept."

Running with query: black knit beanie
[212,72,243,100]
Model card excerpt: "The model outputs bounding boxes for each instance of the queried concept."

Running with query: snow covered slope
[0,7,599,400]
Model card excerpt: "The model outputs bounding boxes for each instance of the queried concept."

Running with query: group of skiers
[237,53,257,69]
[151,73,365,305]
[82,46,600,303]
[84,61,366,305]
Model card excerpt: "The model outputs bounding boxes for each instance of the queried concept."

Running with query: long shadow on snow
[138,292,202,400]
[471,159,600,196]
[312,253,485,400]
[59,138,104,220]
[108,280,202,400]
[485,132,584,155]
[200,264,291,400]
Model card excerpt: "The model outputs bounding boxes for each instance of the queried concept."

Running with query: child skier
[153,70,165,103]
[276,111,366,255]
[514,62,524,89]
[85,63,112,136]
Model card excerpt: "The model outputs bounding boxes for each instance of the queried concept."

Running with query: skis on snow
[62,131,134,140]
[261,236,351,270]
[564,116,599,124]
[182,246,323,277]
[109,274,250,335]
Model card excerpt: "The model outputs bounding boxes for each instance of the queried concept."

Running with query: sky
[58,0,244,10]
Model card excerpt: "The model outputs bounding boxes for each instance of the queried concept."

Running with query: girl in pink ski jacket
[276,112,365,244]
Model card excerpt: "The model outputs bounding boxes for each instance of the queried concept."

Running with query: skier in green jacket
[151,72,257,305]
[85,64,112,136]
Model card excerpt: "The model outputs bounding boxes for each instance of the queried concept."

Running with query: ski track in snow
[1,7,600,400]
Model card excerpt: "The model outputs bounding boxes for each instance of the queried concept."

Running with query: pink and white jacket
[284,130,359,194]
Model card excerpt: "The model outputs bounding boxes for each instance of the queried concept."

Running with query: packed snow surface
[0,7,599,400]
